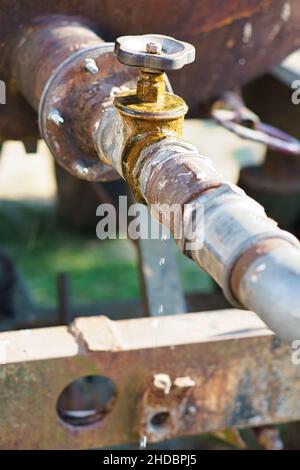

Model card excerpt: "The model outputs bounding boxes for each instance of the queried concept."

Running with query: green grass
[177,251,213,294]
[0,200,213,307]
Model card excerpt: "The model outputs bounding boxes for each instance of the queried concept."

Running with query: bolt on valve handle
[115,34,195,71]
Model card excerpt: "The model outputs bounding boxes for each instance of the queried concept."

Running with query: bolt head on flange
[115,34,195,71]
[39,44,138,182]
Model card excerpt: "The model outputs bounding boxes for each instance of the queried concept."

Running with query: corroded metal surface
[211,91,300,155]
[13,16,138,181]
[1,310,300,449]
[112,61,189,199]
[1,0,300,141]
[13,16,102,111]
[39,43,137,181]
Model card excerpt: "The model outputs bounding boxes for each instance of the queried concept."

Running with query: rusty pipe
[95,114,300,341]
[12,15,138,181]
[137,139,300,342]
[13,15,103,110]
[14,21,300,341]
[100,109,300,341]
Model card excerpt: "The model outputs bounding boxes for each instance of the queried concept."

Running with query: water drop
[139,434,147,449]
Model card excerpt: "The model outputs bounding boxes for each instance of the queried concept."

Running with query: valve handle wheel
[115,34,195,71]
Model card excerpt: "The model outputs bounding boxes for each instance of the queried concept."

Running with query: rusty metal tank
[0,0,300,142]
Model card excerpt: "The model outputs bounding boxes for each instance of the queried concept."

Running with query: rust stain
[1,1,300,141]
[0,313,299,448]
[189,0,274,35]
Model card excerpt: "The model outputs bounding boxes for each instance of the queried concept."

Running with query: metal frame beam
[1,309,299,449]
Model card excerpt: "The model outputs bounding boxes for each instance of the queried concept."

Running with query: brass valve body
[114,69,188,201]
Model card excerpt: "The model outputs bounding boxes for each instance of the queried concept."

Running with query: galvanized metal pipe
[14,17,300,341]
[237,244,300,341]
[138,139,300,342]
[95,119,300,341]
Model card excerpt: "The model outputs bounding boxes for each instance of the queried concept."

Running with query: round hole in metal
[56,375,117,426]
[150,411,170,429]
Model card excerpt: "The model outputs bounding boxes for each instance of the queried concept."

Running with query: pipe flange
[39,44,138,181]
